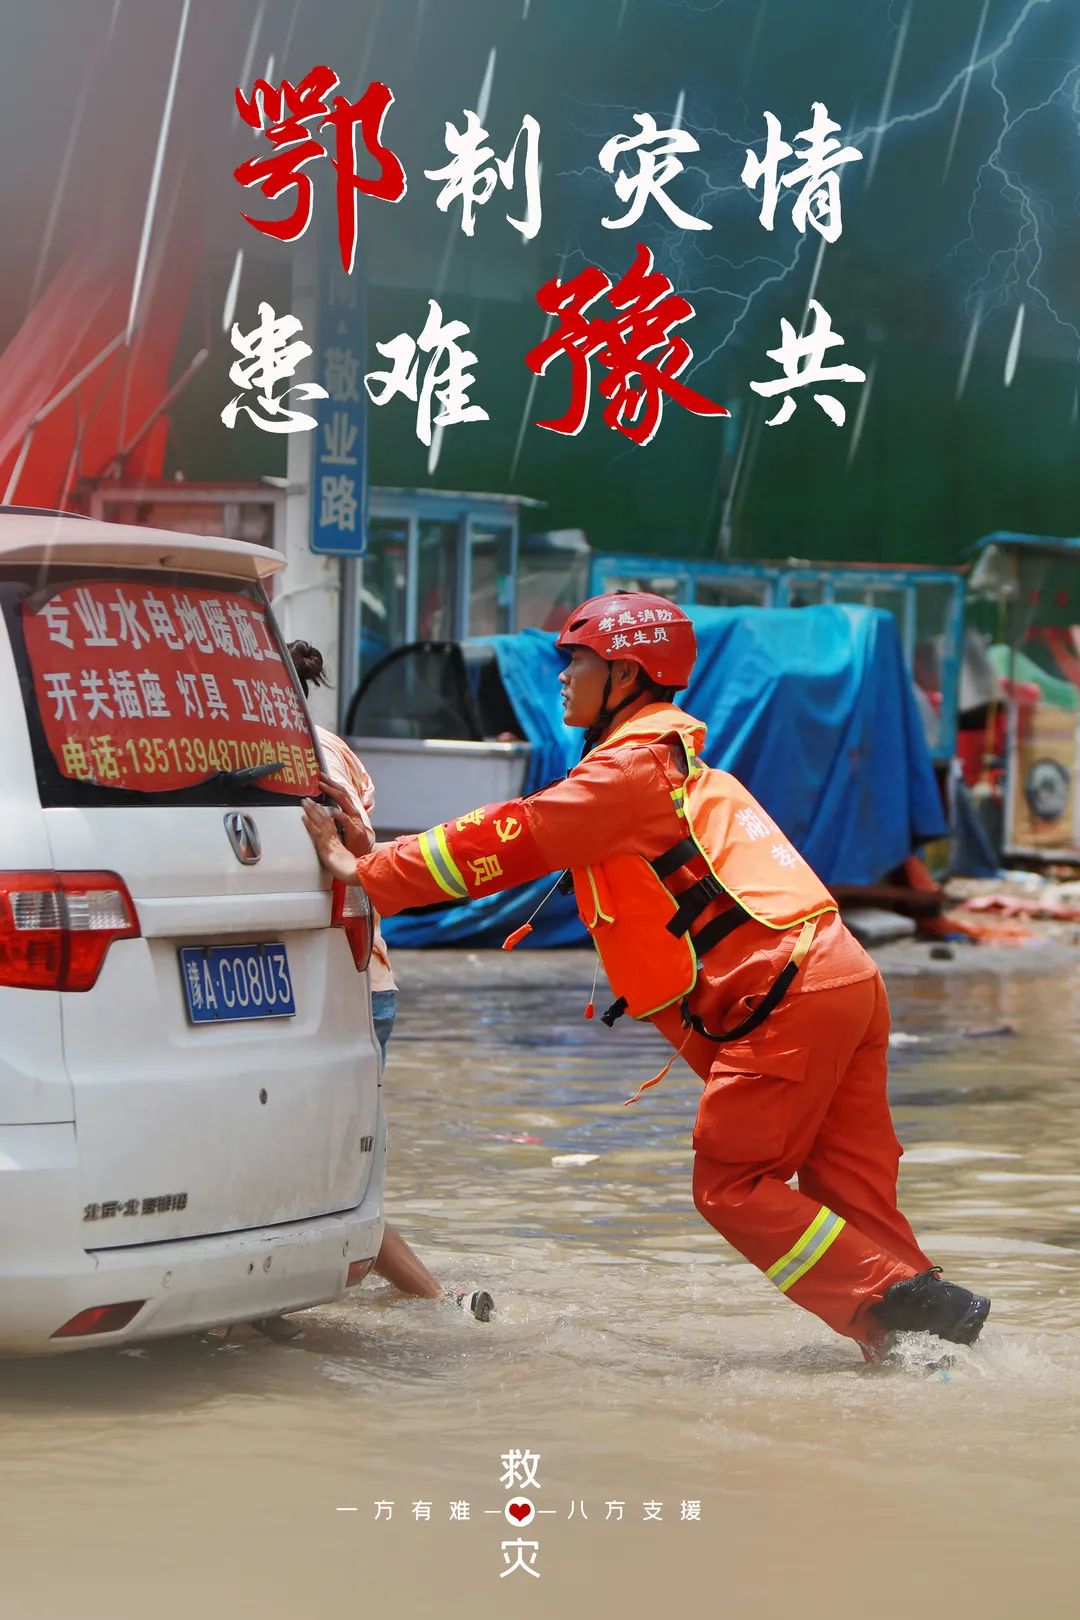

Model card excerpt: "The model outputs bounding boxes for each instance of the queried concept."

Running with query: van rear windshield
[1,565,322,809]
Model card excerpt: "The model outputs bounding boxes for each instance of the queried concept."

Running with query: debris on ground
[837,857,1080,950]
[888,1023,1017,1050]
[942,871,1080,947]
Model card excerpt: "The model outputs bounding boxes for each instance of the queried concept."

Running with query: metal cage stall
[587,553,966,763]
[340,489,544,711]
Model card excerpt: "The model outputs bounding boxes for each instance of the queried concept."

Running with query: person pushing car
[302,592,990,1360]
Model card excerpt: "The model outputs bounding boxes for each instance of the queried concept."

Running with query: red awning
[0,188,200,509]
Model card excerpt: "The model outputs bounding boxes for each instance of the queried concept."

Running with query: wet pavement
[3,943,1079,1619]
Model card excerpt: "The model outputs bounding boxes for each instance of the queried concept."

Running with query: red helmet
[556,592,697,687]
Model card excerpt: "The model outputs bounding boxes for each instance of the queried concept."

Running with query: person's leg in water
[691,977,988,1352]
[793,972,986,1354]
[253,992,492,1338]
[370,991,441,1299]
[370,990,494,1322]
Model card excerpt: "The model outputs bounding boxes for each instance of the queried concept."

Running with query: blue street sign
[309,238,368,557]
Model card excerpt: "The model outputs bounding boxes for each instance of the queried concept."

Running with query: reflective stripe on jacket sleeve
[353,742,675,916]
[354,799,551,914]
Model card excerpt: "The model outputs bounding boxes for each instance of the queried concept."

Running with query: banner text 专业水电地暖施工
[21,580,318,795]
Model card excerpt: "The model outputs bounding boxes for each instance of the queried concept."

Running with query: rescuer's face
[559,645,611,727]
[560,648,641,728]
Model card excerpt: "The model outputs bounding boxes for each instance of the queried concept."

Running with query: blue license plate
[179,943,296,1024]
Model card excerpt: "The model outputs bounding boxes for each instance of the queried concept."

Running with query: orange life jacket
[571,704,838,1034]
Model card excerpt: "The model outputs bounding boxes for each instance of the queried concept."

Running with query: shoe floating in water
[446,1288,495,1323]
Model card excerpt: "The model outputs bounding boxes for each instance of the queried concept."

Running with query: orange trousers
[691,972,931,1345]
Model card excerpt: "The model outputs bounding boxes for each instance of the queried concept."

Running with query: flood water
[3,949,1079,1619]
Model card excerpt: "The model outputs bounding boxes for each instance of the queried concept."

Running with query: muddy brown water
[3,948,1079,1619]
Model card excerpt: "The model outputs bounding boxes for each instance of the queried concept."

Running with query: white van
[0,511,385,1354]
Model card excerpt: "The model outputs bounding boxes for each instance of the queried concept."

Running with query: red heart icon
[508,1501,531,1523]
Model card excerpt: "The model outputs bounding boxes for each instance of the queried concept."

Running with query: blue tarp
[382,604,946,949]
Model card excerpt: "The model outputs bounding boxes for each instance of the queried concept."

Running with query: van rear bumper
[0,1106,386,1356]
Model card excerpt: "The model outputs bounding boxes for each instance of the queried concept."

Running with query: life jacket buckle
[601,997,628,1027]
[667,872,726,938]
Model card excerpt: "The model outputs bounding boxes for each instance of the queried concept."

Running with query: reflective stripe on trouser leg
[766,1206,846,1294]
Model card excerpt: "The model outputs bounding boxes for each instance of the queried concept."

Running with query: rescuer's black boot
[870,1267,990,1347]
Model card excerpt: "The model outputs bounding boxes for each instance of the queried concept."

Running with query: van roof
[0,511,285,581]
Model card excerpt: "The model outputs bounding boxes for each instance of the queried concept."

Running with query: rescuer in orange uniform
[303,593,991,1358]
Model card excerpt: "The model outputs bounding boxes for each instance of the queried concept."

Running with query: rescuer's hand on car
[317,773,376,856]
[302,798,360,883]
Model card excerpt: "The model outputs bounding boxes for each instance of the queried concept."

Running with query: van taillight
[52,1301,145,1338]
[331,879,373,973]
[0,872,140,991]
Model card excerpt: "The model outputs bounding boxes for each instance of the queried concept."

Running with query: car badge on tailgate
[225,812,261,865]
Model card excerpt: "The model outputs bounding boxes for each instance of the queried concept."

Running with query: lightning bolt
[943,2,1080,369]
[692,0,1069,376]
[553,89,792,370]
[522,0,1074,492]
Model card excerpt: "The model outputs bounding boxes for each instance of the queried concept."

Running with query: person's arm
[321,747,650,917]
[318,773,376,856]
[316,731,378,856]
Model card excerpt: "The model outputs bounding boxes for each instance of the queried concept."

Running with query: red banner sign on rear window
[21,581,318,795]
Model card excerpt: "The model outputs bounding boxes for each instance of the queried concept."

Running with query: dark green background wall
[157,0,1080,581]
